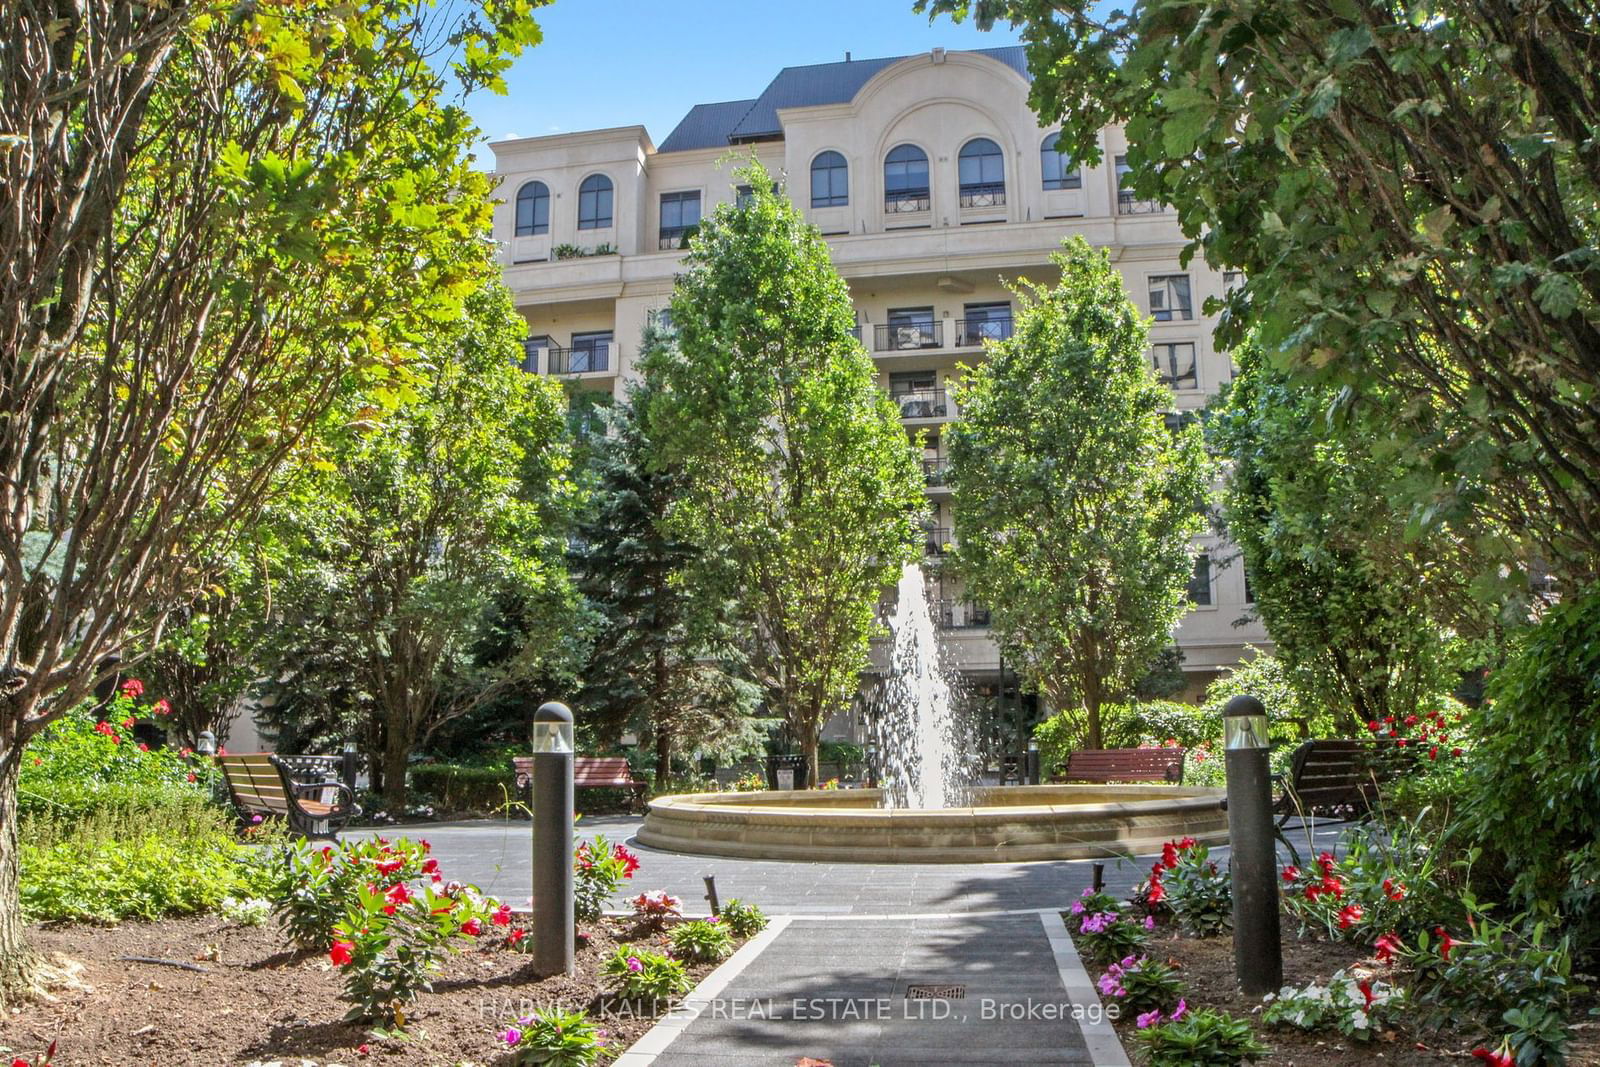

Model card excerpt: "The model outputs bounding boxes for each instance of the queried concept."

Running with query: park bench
[217,753,360,840]
[512,755,649,814]
[1271,738,1397,862]
[1052,746,1187,785]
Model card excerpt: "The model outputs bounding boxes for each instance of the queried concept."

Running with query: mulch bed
[1108,918,1600,1065]
[0,915,740,1066]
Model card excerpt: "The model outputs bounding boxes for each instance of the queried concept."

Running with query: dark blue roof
[658,99,760,153]
[657,46,1031,154]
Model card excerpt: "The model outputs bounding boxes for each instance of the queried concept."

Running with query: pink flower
[120,679,144,698]
[501,1027,522,1047]
[137,742,149,752]
[1136,1008,1161,1029]
[627,955,643,972]
[1143,916,1155,931]
[329,940,355,966]
[152,699,172,716]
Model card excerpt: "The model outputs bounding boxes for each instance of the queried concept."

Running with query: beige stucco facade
[489,46,1271,742]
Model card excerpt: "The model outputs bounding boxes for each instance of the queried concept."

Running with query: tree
[947,238,1211,749]
[0,1,540,993]
[266,282,575,812]
[571,357,763,788]
[1210,346,1491,731]
[645,163,925,786]
[920,0,1600,586]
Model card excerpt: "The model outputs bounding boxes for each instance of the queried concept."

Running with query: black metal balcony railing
[935,598,991,629]
[954,317,1013,346]
[875,321,943,351]
[958,182,1006,209]
[1118,190,1167,215]
[885,189,930,213]
[922,457,950,486]
[658,226,695,251]
[1152,354,1198,389]
[923,527,953,556]
[549,344,612,376]
[895,388,949,420]
[848,325,862,342]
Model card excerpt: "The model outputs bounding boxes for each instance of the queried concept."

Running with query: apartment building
[489,45,1271,745]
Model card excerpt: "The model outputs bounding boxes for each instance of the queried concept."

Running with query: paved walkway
[349,815,1348,1065]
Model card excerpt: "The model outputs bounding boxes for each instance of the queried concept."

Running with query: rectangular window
[1042,138,1081,190]
[1224,270,1246,295]
[958,302,1012,345]
[879,307,941,351]
[1187,554,1213,606]
[890,370,944,419]
[649,308,674,333]
[659,191,701,250]
[1152,342,1199,389]
[567,331,613,374]
[520,335,551,374]
[578,183,612,230]
[1115,154,1162,214]
[1149,275,1193,321]
[1243,567,1256,604]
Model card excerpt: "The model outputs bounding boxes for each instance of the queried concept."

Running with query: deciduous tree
[645,164,925,786]
[947,239,1211,749]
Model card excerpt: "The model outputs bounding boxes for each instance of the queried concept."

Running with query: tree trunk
[654,725,672,792]
[799,701,821,788]
[0,740,39,1004]
[1085,689,1105,751]
[381,719,413,814]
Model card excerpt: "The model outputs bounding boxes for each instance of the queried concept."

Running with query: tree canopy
[920,0,1600,587]
[947,238,1211,748]
[644,162,925,785]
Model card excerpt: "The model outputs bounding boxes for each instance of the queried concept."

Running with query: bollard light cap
[532,701,574,753]
[1222,694,1269,749]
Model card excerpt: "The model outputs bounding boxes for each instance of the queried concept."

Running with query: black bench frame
[218,753,361,840]
[1272,739,1395,864]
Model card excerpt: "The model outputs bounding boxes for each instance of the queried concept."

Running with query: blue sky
[464,0,1021,154]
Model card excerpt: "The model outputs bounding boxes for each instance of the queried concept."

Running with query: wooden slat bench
[512,755,649,814]
[1271,738,1396,862]
[1053,746,1187,784]
[217,753,360,840]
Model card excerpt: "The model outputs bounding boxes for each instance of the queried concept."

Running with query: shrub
[727,772,766,792]
[1162,839,1232,937]
[329,879,499,1027]
[20,803,279,922]
[718,898,768,937]
[670,918,734,962]
[220,895,272,926]
[268,836,434,952]
[1200,649,1335,743]
[574,835,639,922]
[1136,1007,1269,1066]
[1280,818,1452,944]
[1261,969,1405,1040]
[407,764,517,814]
[602,946,690,1002]
[499,1006,607,1066]
[1097,955,1184,1016]
[1458,588,1600,951]
[1033,701,1219,773]
[1407,905,1584,1065]
[1073,908,1152,965]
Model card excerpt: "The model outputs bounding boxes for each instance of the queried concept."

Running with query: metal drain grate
[906,984,966,1000]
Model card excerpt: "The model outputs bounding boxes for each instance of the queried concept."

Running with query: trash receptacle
[765,753,808,791]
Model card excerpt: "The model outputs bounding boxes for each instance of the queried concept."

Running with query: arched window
[515,180,549,236]
[578,174,613,230]
[883,144,929,213]
[1041,133,1081,191]
[958,137,1005,207]
[811,151,848,207]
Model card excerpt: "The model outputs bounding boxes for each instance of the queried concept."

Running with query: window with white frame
[1149,274,1193,321]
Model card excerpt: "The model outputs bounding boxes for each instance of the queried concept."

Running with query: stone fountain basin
[636,784,1229,864]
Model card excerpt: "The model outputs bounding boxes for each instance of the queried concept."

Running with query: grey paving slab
[647,915,1096,1067]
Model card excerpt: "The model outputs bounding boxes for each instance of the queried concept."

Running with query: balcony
[923,527,953,556]
[658,225,696,251]
[849,325,862,342]
[549,344,612,376]
[885,188,930,214]
[894,388,949,421]
[955,318,1013,347]
[935,598,990,629]
[875,321,943,352]
[922,457,950,487]
[1118,191,1167,215]
[958,183,1006,209]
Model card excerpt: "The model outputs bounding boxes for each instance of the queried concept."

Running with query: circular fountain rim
[637,784,1230,864]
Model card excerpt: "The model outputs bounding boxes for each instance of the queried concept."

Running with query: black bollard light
[1223,694,1281,995]
[341,741,360,796]
[530,701,575,977]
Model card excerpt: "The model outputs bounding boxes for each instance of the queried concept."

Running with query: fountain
[635,567,1229,863]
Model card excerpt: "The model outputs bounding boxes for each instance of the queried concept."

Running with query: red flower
[421,858,439,875]
[1403,714,1418,726]
[1452,747,1464,757]
[1338,904,1364,929]
[375,859,405,877]
[1388,728,1399,738]
[137,743,149,752]
[1281,865,1300,882]
[1161,841,1179,870]
[1383,878,1406,901]
[1382,716,1395,724]
[1357,977,1376,1009]
[186,772,197,783]
[1472,1048,1514,1067]
[461,918,483,937]
[216,745,228,756]
[1366,720,1381,732]
[1304,883,1322,902]
[1146,876,1166,905]
[120,678,144,698]
[152,699,172,716]
[1321,875,1345,898]
[120,716,135,730]
[1177,836,1197,850]
[1435,926,1460,961]
[1375,931,1404,963]
[507,928,526,944]
[1317,851,1336,875]
[384,883,412,908]
[492,903,513,926]
[357,1044,370,1056]
[180,747,194,757]
[1397,739,1408,747]
[1429,746,1439,760]
[329,940,355,966]
[613,844,641,877]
